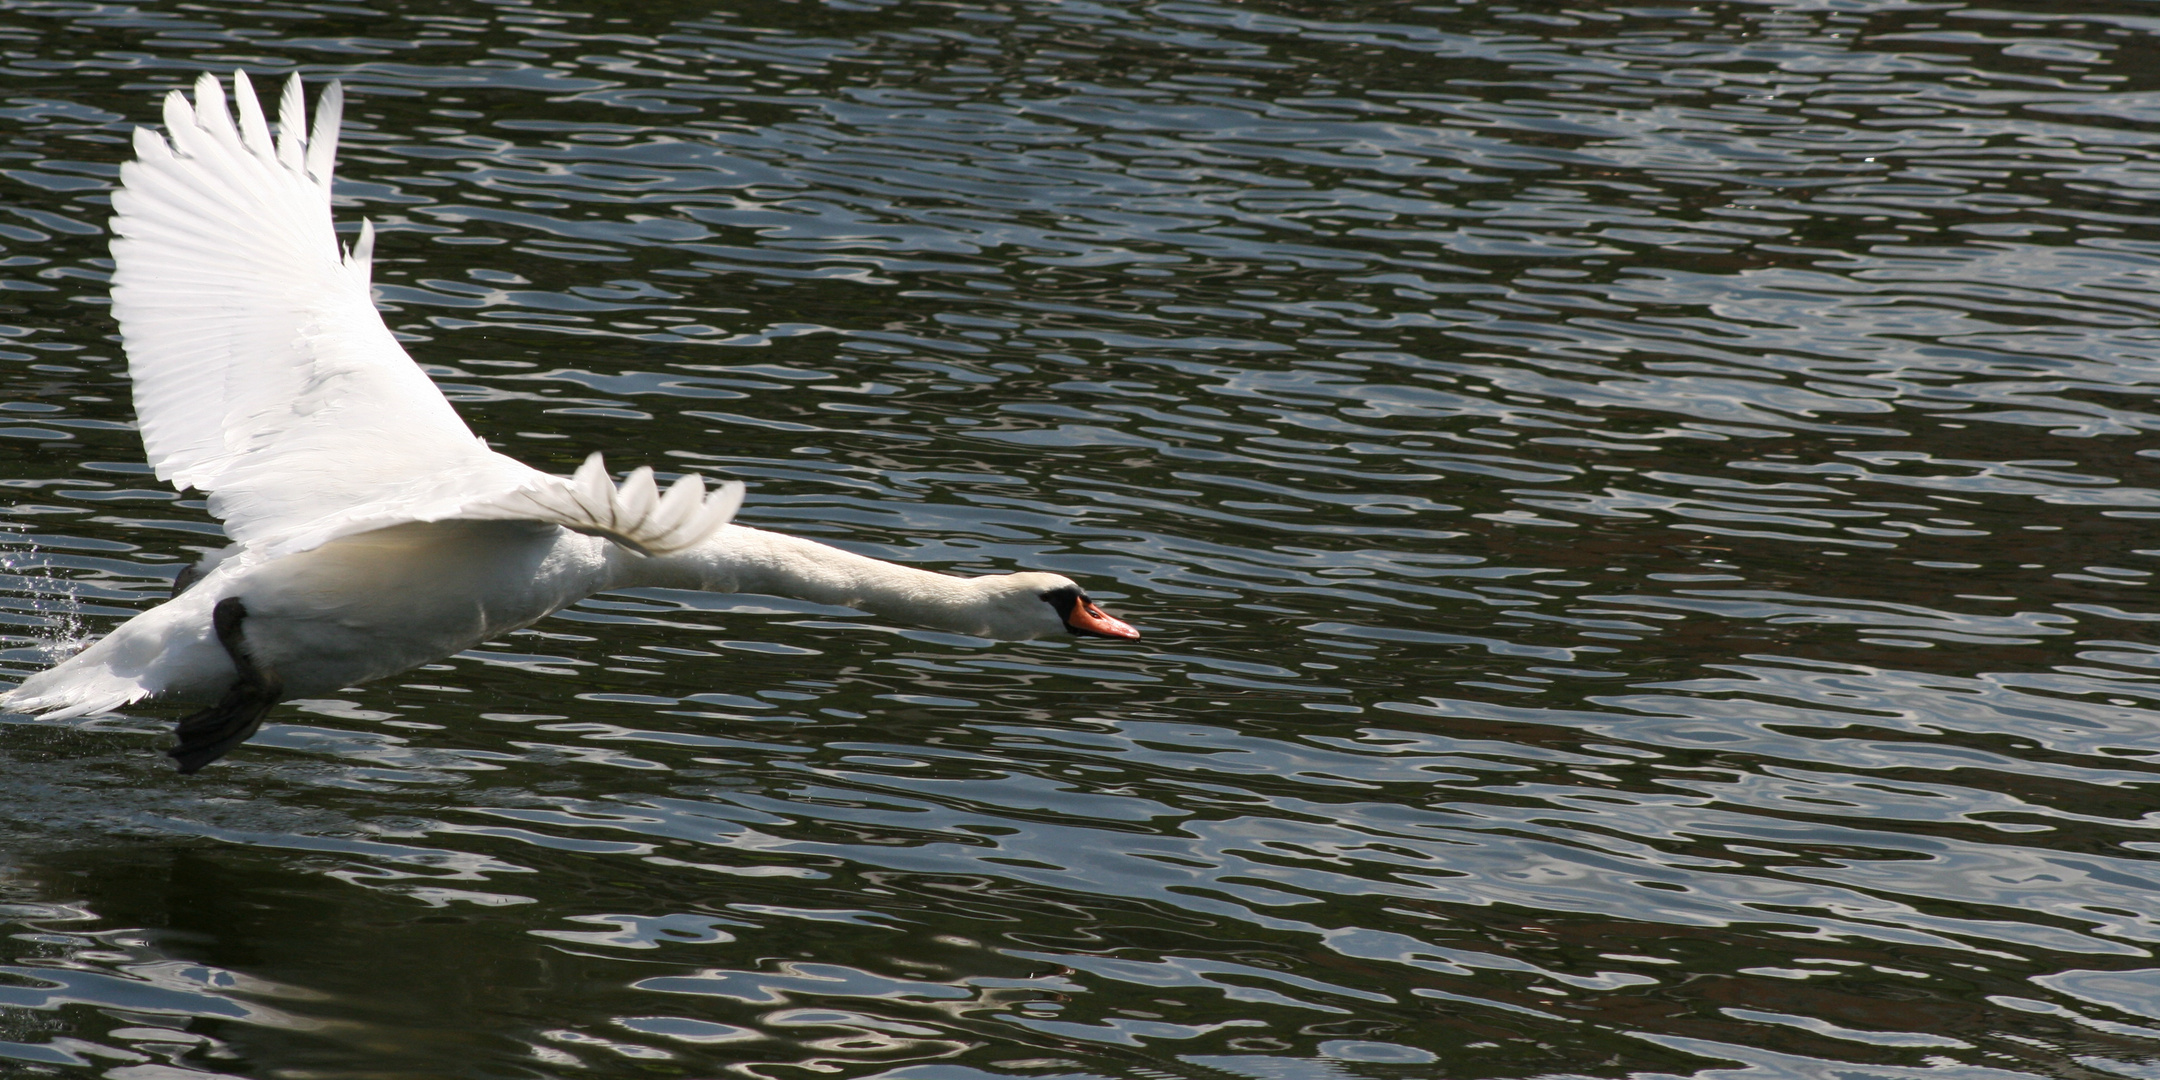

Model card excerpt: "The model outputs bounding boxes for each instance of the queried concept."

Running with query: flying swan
[1,72,1138,772]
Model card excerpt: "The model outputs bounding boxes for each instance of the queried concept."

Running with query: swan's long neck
[614,524,1043,638]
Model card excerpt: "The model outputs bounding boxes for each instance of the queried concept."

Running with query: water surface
[4,0,2160,1077]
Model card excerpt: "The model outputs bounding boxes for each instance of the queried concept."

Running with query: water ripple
[2,0,2160,1076]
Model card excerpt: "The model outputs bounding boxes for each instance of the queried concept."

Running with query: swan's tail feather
[3,629,158,720]
[2,675,151,722]
[1,591,217,722]
[455,453,744,557]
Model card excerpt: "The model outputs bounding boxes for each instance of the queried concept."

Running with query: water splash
[0,525,95,678]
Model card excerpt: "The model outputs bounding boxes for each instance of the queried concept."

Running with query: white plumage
[110,70,742,561]
[0,72,1137,771]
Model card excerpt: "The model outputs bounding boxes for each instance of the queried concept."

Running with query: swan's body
[2,73,1136,769]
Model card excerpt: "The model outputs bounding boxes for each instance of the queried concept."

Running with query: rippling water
[4,0,2160,1076]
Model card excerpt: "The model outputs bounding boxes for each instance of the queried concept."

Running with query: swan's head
[987,573,1140,641]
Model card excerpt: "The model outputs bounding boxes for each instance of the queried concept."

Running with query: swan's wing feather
[111,71,497,550]
[443,454,746,557]
[234,451,744,560]
[111,71,745,560]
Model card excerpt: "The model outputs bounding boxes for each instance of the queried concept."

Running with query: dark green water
[6,0,2160,1076]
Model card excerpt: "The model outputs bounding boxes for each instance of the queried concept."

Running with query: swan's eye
[1040,586,1082,620]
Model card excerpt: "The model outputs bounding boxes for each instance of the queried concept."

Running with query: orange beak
[1066,598,1139,640]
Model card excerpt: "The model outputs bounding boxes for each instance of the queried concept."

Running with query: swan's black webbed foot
[169,597,283,774]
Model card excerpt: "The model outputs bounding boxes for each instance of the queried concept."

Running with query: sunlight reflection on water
[2,0,2160,1077]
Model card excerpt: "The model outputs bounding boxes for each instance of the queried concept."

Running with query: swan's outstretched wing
[111,71,740,557]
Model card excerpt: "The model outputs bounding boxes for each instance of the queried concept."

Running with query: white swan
[1,72,1137,772]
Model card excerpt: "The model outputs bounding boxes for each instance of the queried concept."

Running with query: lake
[4,0,2160,1077]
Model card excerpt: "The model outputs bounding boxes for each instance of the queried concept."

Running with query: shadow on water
[4,0,2160,1076]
